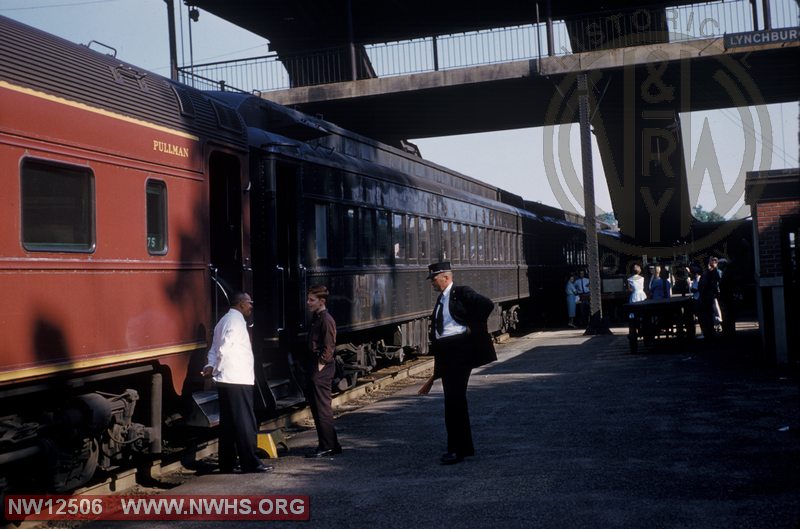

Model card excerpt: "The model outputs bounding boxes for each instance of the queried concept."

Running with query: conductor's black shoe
[243,464,273,473]
[440,452,464,465]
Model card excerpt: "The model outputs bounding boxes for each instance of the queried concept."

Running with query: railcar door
[274,161,306,351]
[208,152,247,318]
[250,154,307,408]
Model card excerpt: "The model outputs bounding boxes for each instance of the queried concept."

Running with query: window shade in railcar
[21,159,95,252]
[146,180,168,255]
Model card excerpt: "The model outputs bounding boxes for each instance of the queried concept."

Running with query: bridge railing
[177,0,797,94]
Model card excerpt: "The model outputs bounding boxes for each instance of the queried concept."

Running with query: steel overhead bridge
[183,0,799,247]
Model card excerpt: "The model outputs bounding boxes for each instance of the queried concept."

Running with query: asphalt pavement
[87,324,799,529]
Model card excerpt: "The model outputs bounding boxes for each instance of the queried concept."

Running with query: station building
[745,168,800,364]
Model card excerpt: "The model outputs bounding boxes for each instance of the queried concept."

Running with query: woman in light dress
[565,273,578,327]
[627,264,647,303]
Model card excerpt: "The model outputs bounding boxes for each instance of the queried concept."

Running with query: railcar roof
[244,124,533,221]
[211,92,504,201]
[0,15,247,151]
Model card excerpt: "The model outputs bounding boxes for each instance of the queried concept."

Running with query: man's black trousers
[216,382,262,472]
[441,366,474,457]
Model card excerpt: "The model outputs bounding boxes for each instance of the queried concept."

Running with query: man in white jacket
[202,292,270,473]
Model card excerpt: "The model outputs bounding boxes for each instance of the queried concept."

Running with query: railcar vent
[108,65,149,91]
[172,86,196,118]
[210,100,244,134]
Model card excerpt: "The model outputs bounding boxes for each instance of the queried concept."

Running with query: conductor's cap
[427,261,452,279]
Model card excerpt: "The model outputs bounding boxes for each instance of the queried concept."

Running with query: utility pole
[578,72,610,334]
[164,0,179,81]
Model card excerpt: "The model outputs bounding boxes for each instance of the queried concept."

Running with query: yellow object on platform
[257,430,286,459]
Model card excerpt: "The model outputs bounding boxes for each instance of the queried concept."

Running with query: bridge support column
[590,60,694,249]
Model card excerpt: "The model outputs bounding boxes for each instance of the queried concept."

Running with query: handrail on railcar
[209,264,229,324]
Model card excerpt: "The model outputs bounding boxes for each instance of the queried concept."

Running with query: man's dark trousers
[434,334,475,457]
[307,361,339,451]
[216,382,261,472]
[441,365,474,456]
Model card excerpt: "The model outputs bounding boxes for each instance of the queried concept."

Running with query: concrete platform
[90,324,799,529]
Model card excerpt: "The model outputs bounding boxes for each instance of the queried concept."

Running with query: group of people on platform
[625,256,736,339]
[202,261,497,473]
[564,256,737,338]
[625,263,673,303]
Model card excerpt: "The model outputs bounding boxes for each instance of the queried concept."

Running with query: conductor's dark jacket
[430,285,497,371]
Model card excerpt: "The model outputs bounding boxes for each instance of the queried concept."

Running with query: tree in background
[597,212,618,228]
[693,205,725,222]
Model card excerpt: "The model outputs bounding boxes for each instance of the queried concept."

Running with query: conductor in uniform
[418,261,496,465]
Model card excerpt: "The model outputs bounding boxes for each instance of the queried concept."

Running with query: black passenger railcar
[213,94,538,399]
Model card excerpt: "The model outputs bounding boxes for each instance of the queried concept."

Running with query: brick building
[745,168,799,364]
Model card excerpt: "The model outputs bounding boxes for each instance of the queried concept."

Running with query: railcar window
[450,222,460,264]
[441,221,450,261]
[392,213,405,262]
[360,209,376,264]
[477,227,485,263]
[146,180,168,255]
[469,226,477,264]
[314,204,328,260]
[430,219,441,261]
[21,159,95,252]
[419,218,430,263]
[461,224,469,263]
[377,211,391,264]
[344,207,358,264]
[407,216,418,263]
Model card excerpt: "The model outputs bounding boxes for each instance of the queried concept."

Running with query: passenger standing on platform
[627,264,647,303]
[689,265,702,314]
[698,256,720,339]
[648,265,661,298]
[650,266,672,300]
[202,292,271,474]
[565,273,578,328]
[575,270,590,326]
[717,259,737,338]
[418,261,496,465]
[304,285,342,458]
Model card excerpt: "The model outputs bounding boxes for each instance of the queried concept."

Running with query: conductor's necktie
[435,295,445,336]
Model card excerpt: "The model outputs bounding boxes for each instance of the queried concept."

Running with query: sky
[2,0,797,220]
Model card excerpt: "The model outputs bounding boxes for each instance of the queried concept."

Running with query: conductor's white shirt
[205,309,255,385]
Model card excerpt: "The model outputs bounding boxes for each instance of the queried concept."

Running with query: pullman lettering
[153,140,189,158]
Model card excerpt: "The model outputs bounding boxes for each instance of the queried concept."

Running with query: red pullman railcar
[0,15,250,492]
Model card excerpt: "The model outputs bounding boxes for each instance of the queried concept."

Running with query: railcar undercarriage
[0,385,160,493]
